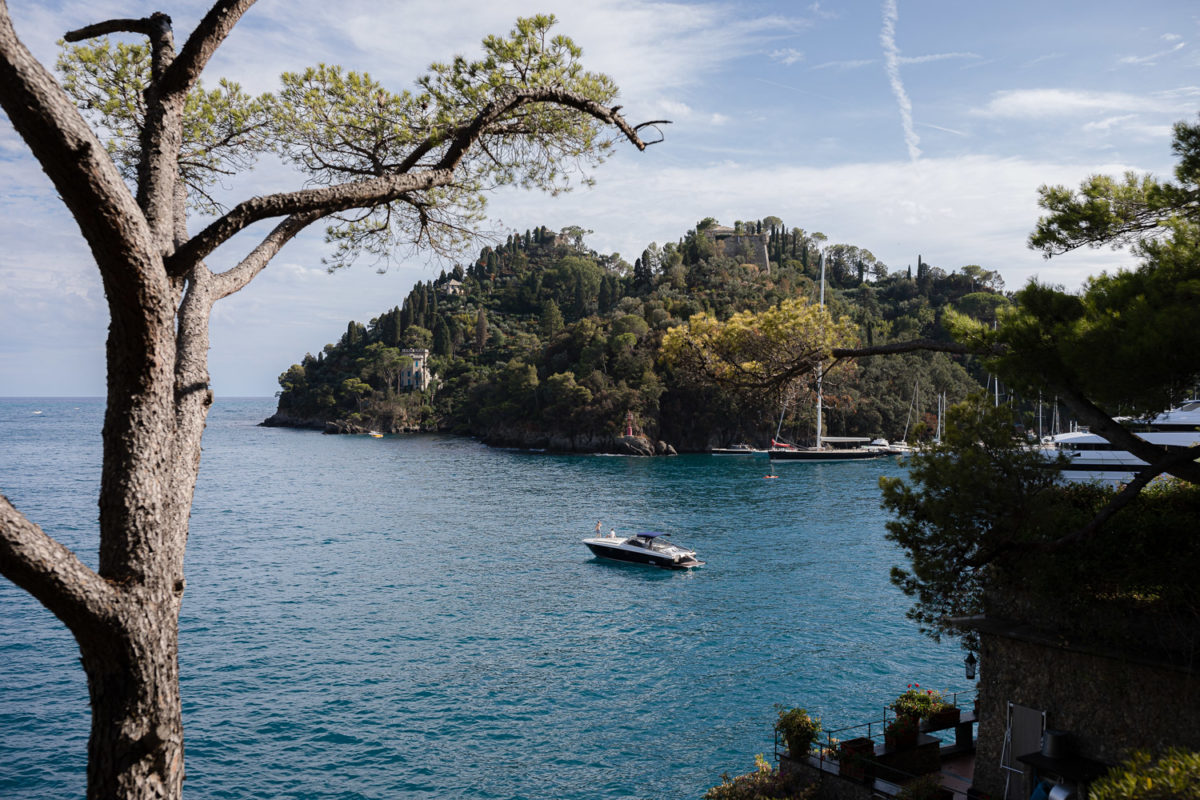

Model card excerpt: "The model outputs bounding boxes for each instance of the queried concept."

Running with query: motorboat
[583,531,704,569]
[710,443,764,455]
[1043,399,1200,486]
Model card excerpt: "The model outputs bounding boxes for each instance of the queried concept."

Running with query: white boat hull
[583,536,703,569]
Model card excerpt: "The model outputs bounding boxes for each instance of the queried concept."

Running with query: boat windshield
[630,535,666,551]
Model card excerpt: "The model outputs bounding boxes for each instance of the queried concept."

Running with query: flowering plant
[884,713,918,737]
[890,684,944,720]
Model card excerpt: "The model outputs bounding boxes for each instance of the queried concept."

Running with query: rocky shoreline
[260,413,678,456]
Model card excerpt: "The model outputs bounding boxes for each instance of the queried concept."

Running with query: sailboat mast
[816,253,825,451]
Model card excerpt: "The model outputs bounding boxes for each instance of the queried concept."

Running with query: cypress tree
[540,298,564,339]
[433,315,452,356]
[598,276,613,312]
[475,307,488,353]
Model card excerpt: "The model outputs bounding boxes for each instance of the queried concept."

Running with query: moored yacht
[583,531,704,569]
[767,252,889,464]
[767,436,889,462]
[1044,399,1200,486]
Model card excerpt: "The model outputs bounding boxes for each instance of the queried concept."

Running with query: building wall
[713,233,771,273]
[973,632,1200,796]
[399,348,431,391]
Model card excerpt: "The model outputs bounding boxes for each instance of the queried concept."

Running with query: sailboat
[769,254,888,463]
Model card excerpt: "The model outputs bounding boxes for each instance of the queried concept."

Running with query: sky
[2,0,1198,397]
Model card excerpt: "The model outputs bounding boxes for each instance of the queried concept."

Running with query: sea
[0,397,966,799]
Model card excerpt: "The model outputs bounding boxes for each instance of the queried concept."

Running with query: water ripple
[0,398,966,799]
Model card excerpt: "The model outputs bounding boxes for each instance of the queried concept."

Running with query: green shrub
[773,707,821,756]
[1090,749,1200,800]
[703,754,815,800]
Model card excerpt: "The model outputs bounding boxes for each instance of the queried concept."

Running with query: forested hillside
[267,218,1003,452]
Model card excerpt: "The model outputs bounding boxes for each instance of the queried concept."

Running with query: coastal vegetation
[0,6,658,799]
[880,117,1200,654]
[270,219,993,450]
[703,754,814,800]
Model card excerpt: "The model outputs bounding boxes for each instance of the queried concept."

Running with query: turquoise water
[0,397,965,799]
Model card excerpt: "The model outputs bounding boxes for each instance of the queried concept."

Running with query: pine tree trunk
[82,599,184,799]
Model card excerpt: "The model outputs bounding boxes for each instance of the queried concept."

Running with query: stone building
[702,224,771,273]
[400,348,432,391]
[961,599,1199,799]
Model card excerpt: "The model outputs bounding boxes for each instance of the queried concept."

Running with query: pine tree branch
[831,339,976,360]
[1046,381,1200,485]
[212,211,324,299]
[168,168,455,275]
[160,0,256,99]
[0,3,161,302]
[169,88,661,277]
[64,17,159,40]
[0,494,121,642]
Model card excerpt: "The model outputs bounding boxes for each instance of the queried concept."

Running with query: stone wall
[713,233,771,272]
[972,625,1200,796]
[781,756,874,800]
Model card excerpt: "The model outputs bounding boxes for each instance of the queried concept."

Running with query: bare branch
[64,17,158,41]
[160,0,256,99]
[168,168,455,275]
[212,211,324,298]
[832,339,977,359]
[0,494,120,642]
[436,88,655,176]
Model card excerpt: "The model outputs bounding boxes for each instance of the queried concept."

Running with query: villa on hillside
[400,348,432,391]
[702,223,771,273]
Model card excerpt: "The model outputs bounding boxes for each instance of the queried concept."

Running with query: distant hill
[265,219,1004,452]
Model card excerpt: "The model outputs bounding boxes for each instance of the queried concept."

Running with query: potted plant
[836,736,875,782]
[927,697,960,729]
[774,706,821,759]
[884,713,919,750]
[890,684,943,722]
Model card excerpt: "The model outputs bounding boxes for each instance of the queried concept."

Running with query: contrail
[881,0,921,160]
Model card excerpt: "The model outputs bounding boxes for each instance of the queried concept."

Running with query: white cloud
[1119,40,1186,66]
[881,0,920,161]
[1082,114,1139,132]
[1024,53,1065,69]
[770,48,805,66]
[807,2,839,21]
[972,88,1200,119]
[812,58,875,70]
[899,52,980,66]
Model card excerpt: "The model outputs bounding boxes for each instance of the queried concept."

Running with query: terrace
[778,688,981,799]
